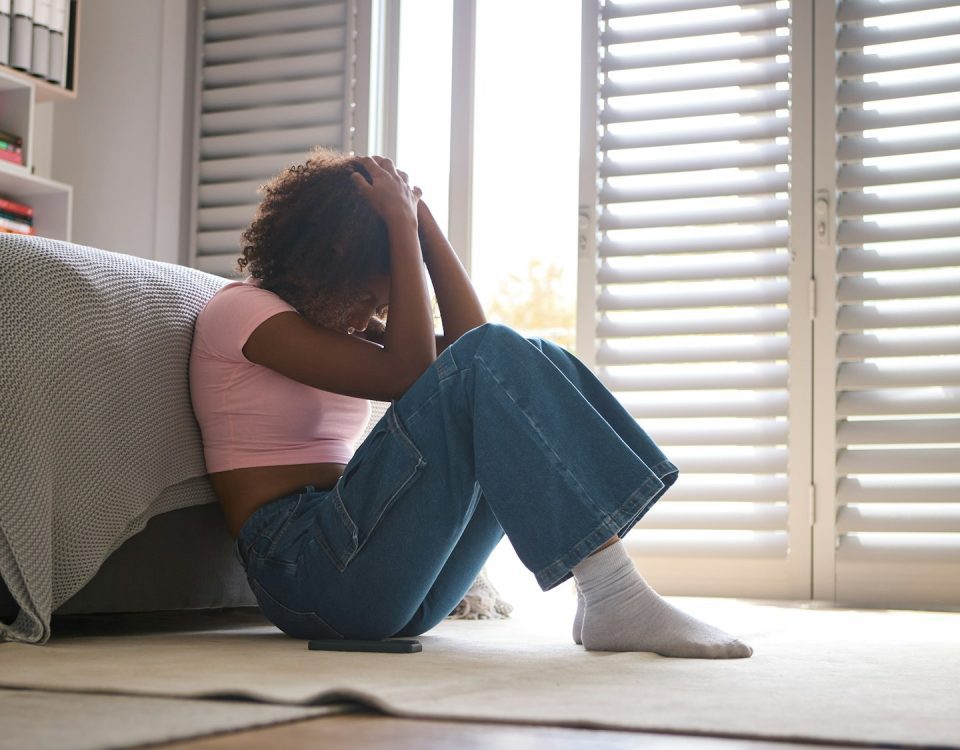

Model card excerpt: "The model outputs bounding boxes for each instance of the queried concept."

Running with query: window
[582,0,960,606]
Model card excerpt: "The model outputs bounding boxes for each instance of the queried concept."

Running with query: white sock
[572,542,753,659]
[573,582,584,645]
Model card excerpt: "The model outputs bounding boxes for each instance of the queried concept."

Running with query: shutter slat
[599,336,788,365]
[837,388,960,417]
[838,361,960,390]
[602,61,788,98]
[838,447,960,474]
[600,363,788,391]
[839,160,960,189]
[645,419,788,446]
[600,224,788,257]
[200,152,307,183]
[603,0,768,21]
[838,46,960,77]
[598,308,790,338]
[199,179,263,208]
[620,391,788,419]
[599,279,789,311]
[666,474,788,503]
[204,26,345,65]
[202,99,342,137]
[838,302,960,332]
[838,276,960,303]
[626,533,788,559]
[599,198,788,230]
[600,116,788,151]
[838,0,960,23]
[838,417,960,446]
[598,252,788,284]
[838,75,960,106]
[600,172,788,203]
[203,76,344,113]
[837,132,960,161]
[602,8,788,46]
[837,17,960,50]
[837,505,960,534]
[602,89,789,125]
[600,144,788,176]
[602,35,788,72]
[838,190,960,218]
[197,204,258,233]
[838,247,960,274]
[201,124,341,160]
[641,504,788,531]
[838,476,960,504]
[837,102,960,134]
[838,331,960,359]
[837,537,960,564]
[204,51,346,88]
[196,230,241,256]
[838,218,960,246]
[672,448,788,475]
[205,4,345,41]
[205,0,340,16]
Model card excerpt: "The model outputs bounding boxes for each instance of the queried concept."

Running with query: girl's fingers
[350,171,371,191]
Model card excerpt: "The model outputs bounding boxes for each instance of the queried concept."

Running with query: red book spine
[0,197,33,218]
[0,149,24,165]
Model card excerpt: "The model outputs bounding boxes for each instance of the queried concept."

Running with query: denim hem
[533,459,679,591]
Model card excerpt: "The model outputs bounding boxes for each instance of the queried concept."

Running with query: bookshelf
[0,0,77,241]
[0,0,79,102]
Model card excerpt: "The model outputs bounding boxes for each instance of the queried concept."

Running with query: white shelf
[0,67,72,241]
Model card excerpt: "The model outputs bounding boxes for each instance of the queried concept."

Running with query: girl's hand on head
[350,155,420,226]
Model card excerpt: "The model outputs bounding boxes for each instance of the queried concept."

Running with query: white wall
[44,0,193,263]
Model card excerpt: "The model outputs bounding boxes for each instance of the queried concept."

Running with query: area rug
[1,599,958,748]
[0,688,347,750]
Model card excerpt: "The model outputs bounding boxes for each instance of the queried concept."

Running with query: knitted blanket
[0,235,228,643]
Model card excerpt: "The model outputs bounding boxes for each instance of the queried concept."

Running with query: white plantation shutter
[813,0,960,606]
[191,0,368,277]
[579,0,812,597]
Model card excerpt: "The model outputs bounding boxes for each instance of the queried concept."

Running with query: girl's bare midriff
[209,463,346,538]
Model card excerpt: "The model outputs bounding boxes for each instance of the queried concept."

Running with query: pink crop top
[188,279,371,473]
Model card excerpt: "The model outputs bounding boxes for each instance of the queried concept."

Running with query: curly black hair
[236,146,390,332]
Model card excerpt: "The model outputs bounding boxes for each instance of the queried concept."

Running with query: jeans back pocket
[312,407,426,572]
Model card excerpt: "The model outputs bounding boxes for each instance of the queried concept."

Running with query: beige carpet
[0,688,347,750]
[1,599,958,748]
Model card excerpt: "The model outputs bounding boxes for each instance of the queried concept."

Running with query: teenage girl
[188,149,753,658]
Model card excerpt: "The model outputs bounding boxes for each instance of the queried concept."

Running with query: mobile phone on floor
[308,638,422,653]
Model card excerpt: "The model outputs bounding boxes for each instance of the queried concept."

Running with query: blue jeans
[235,323,677,641]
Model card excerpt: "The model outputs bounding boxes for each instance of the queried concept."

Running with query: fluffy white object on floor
[447,568,514,620]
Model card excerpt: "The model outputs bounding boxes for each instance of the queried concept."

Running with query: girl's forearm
[418,202,486,342]
[383,215,437,379]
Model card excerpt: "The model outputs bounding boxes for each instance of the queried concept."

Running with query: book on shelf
[0,214,34,234]
[0,1,11,67]
[9,0,31,71]
[0,147,23,165]
[0,194,33,218]
[0,205,31,226]
[0,225,35,235]
[30,0,48,79]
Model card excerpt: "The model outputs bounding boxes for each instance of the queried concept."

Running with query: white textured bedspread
[0,235,228,643]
